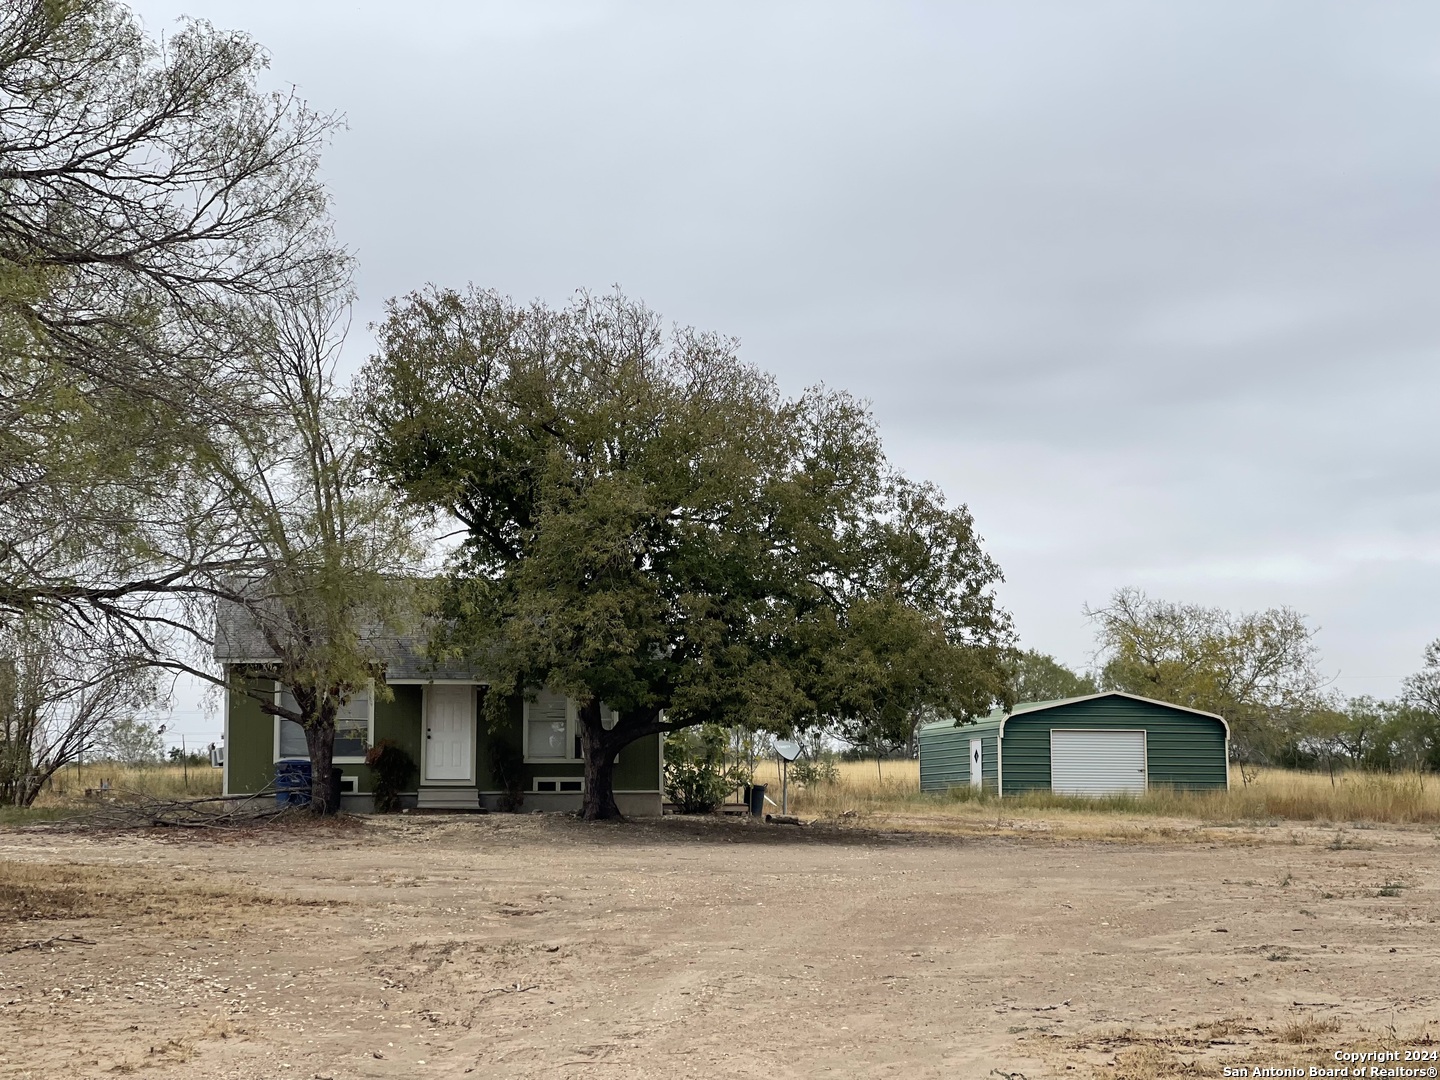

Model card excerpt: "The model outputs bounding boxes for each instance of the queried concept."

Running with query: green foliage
[1087,588,1326,772]
[789,730,840,788]
[95,716,164,767]
[663,725,750,814]
[360,288,1013,818]
[364,740,416,813]
[1009,649,1097,703]
[1,0,345,622]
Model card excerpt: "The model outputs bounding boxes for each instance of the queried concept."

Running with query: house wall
[918,719,1000,794]
[224,674,661,805]
[1001,697,1228,794]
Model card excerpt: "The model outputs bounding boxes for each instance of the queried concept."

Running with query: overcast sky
[129,0,1440,737]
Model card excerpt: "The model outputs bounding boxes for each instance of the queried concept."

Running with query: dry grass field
[1,791,1437,1079]
[757,758,1440,827]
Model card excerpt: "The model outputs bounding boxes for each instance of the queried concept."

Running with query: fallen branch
[5,934,97,953]
[78,788,300,830]
[482,982,535,995]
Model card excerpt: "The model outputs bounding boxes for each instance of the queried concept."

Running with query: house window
[522,691,617,762]
[525,689,571,761]
[334,687,372,762]
[274,682,374,764]
[534,778,584,793]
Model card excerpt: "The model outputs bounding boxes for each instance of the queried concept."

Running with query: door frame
[421,683,477,786]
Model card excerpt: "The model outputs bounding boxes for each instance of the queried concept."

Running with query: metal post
[781,758,788,815]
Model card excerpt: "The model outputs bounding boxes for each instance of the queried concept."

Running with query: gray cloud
[132,0,1440,704]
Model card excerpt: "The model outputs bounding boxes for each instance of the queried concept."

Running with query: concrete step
[416,787,482,811]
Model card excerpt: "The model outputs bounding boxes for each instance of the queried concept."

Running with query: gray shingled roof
[213,593,489,682]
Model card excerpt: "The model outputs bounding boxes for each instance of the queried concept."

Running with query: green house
[918,692,1230,797]
[215,601,663,815]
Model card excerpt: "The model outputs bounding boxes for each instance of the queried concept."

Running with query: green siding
[919,719,1000,794]
[224,674,660,798]
[480,694,660,791]
[1000,696,1227,794]
[226,677,275,796]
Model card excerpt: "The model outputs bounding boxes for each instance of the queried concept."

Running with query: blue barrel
[275,758,312,807]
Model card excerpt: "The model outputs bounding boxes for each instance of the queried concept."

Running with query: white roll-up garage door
[1050,729,1147,795]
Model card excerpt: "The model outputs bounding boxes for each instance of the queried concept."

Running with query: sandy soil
[0,813,1435,1079]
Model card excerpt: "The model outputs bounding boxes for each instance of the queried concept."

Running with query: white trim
[996,730,1003,797]
[386,678,489,685]
[1048,727,1148,795]
[271,680,376,765]
[420,683,478,785]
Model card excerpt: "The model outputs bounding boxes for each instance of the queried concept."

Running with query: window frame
[533,777,585,794]
[521,691,616,764]
[272,680,375,765]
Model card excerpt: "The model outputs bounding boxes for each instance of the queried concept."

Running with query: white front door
[425,685,474,782]
[969,739,983,788]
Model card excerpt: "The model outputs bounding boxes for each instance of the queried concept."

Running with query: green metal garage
[918,692,1229,796]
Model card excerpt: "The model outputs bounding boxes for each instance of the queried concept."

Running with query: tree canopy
[1008,649,1098,704]
[1087,587,1327,773]
[1,0,344,628]
[361,287,1013,817]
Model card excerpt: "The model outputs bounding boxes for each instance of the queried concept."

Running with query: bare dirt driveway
[0,814,1435,1079]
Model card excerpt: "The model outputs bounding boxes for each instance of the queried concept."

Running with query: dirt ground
[0,813,1435,1080]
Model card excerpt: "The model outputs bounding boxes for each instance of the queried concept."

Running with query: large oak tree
[361,287,1013,819]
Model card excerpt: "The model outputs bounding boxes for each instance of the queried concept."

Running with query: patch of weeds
[1278,871,1294,887]
[1278,1015,1341,1044]
[1377,882,1404,897]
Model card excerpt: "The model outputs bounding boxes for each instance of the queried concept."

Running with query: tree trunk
[579,705,622,821]
[303,704,339,815]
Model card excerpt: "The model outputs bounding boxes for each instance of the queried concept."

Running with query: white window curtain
[527,690,570,759]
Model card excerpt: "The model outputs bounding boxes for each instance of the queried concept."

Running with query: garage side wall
[919,720,1000,794]
[1001,697,1228,794]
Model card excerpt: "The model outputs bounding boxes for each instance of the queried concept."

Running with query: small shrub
[1378,881,1404,897]
[489,741,525,813]
[1278,1015,1340,1044]
[364,740,415,813]
[664,725,749,814]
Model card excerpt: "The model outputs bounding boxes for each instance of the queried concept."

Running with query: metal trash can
[748,783,767,817]
[275,758,312,807]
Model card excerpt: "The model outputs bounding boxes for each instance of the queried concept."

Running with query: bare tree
[1087,588,1329,779]
[1,0,346,628]
[0,615,158,806]
[156,292,427,812]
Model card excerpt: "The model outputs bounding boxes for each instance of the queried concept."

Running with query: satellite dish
[774,739,801,762]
